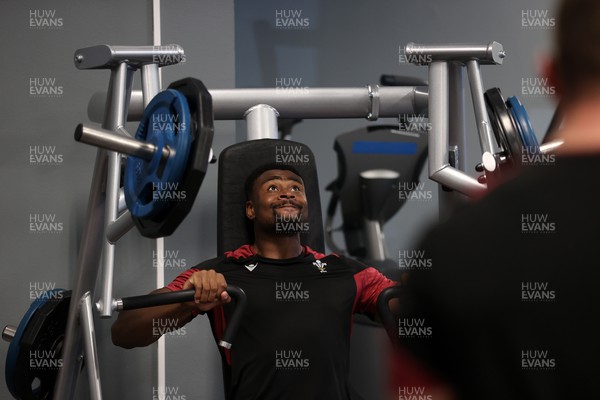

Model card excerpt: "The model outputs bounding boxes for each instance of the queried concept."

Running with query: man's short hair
[555,0,600,99]
[244,164,304,201]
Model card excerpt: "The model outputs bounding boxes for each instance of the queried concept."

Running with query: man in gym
[396,0,600,398]
[112,165,396,400]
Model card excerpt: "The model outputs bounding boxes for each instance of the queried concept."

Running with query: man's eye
[267,185,278,191]
[291,186,300,191]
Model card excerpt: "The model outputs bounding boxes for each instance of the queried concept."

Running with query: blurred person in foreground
[396,0,600,398]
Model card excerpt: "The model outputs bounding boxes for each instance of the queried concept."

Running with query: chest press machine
[2,41,562,400]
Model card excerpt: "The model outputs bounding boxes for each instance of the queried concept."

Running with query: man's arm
[111,287,196,348]
[374,272,409,322]
[349,260,398,320]
[111,269,230,349]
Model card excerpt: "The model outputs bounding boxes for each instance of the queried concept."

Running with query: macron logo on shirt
[244,263,258,272]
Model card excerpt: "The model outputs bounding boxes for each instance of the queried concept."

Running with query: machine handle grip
[376,285,403,346]
[117,284,247,348]
[217,285,247,349]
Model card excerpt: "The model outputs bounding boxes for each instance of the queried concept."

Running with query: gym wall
[0,0,555,399]
[0,1,235,399]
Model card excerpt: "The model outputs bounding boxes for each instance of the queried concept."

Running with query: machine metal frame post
[244,104,280,140]
[466,59,497,157]
[427,60,484,196]
[404,42,505,196]
[439,62,468,220]
[56,43,179,399]
[100,60,161,311]
[55,60,134,400]
[98,62,135,319]
[363,219,388,260]
[54,132,107,399]
[141,63,161,105]
[81,292,102,400]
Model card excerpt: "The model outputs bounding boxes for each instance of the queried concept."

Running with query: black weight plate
[7,290,71,400]
[484,87,523,167]
[5,294,52,398]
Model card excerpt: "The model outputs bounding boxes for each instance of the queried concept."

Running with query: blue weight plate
[134,77,214,238]
[5,289,65,398]
[124,89,192,219]
[507,96,539,153]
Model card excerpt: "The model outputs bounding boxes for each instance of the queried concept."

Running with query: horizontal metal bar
[87,86,429,123]
[74,124,169,161]
[74,44,185,70]
[211,86,425,119]
[430,164,486,196]
[405,42,505,65]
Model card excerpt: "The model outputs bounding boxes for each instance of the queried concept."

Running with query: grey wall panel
[0,0,155,398]
[0,0,234,399]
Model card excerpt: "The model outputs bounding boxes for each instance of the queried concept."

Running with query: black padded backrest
[217,139,324,254]
[330,125,428,257]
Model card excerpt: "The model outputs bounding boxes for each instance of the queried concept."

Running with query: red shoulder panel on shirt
[303,244,337,260]
[223,243,336,261]
[224,244,255,260]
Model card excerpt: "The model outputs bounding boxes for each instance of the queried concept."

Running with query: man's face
[246,169,309,231]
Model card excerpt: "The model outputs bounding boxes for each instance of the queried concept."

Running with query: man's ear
[246,200,255,220]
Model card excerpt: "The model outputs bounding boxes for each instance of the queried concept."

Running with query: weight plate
[124,89,192,220]
[507,96,539,152]
[132,78,214,238]
[5,294,50,398]
[6,290,70,400]
[484,88,523,167]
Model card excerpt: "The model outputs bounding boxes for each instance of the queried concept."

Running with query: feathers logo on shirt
[312,260,327,273]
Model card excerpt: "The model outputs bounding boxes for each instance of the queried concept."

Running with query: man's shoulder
[191,245,256,270]
[302,244,330,260]
[310,250,373,274]
[223,244,255,261]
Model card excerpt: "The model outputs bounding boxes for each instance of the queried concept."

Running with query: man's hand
[182,269,231,312]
